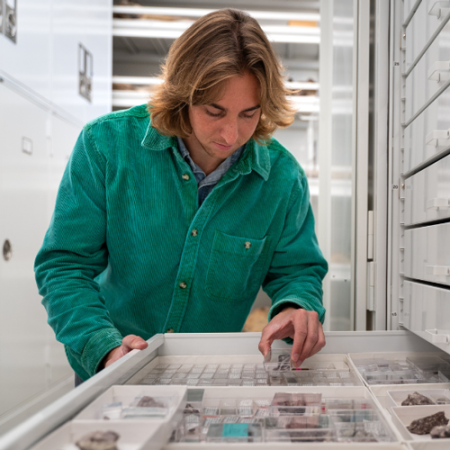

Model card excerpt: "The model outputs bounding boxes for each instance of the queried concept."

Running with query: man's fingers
[309,324,326,357]
[122,334,148,352]
[258,322,279,357]
[299,311,320,362]
[290,311,308,367]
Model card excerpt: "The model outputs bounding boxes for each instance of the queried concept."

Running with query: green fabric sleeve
[34,125,123,377]
[263,172,328,326]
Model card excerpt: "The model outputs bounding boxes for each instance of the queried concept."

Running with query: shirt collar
[176,137,244,180]
[141,112,271,181]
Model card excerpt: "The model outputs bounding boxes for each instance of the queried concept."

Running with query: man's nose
[220,118,238,145]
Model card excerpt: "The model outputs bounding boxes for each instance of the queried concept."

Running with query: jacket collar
[141,119,271,181]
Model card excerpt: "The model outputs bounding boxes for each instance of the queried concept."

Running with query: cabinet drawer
[404,153,450,225]
[403,83,450,174]
[403,280,450,350]
[404,222,450,286]
[405,0,450,74]
[405,16,450,124]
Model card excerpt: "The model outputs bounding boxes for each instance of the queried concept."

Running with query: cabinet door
[403,280,450,352]
[0,0,51,100]
[51,0,88,123]
[0,84,50,418]
[404,223,450,286]
[404,153,450,225]
[84,0,112,122]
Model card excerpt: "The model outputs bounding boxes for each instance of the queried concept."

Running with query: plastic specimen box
[74,386,186,422]
[387,389,450,407]
[219,399,237,415]
[325,398,374,411]
[203,399,220,416]
[264,415,336,442]
[206,423,263,442]
[122,396,172,419]
[263,349,292,371]
[364,371,420,385]
[269,393,322,416]
[182,414,201,442]
[334,421,394,442]
[406,356,450,373]
[329,409,380,423]
[237,399,257,417]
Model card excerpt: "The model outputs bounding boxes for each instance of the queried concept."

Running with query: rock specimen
[76,430,119,450]
[401,392,435,406]
[431,424,450,439]
[407,411,448,435]
[183,403,200,415]
[136,396,164,408]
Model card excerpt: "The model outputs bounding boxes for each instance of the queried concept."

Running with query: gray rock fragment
[407,411,449,435]
[431,424,450,439]
[76,430,119,450]
[401,392,434,406]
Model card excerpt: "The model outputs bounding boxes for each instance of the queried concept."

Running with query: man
[35,9,327,382]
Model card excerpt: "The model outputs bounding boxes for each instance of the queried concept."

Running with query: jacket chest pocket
[206,230,268,301]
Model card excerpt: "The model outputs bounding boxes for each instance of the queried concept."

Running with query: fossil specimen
[407,411,448,435]
[76,430,119,450]
[401,392,435,406]
[431,424,450,439]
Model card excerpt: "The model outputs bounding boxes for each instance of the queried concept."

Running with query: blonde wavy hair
[148,8,296,144]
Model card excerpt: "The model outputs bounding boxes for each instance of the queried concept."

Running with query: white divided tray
[30,421,165,450]
[409,442,450,450]
[165,385,399,446]
[348,352,450,397]
[74,385,187,422]
[386,390,450,408]
[390,404,450,441]
[126,353,364,387]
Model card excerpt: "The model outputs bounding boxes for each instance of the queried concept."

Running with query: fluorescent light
[113,6,320,22]
[113,19,320,44]
[113,76,163,85]
[112,90,319,113]
[286,81,319,90]
[112,77,318,91]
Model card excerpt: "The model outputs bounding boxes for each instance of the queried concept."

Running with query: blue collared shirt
[177,137,244,205]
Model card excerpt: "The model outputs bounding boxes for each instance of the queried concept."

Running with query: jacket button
[166,328,174,333]
[245,241,252,249]
[191,229,198,237]
[182,174,190,181]
[179,281,187,289]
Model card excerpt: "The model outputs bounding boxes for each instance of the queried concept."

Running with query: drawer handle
[427,198,450,210]
[428,60,450,82]
[426,264,450,276]
[425,329,450,344]
[429,2,450,19]
[425,129,450,146]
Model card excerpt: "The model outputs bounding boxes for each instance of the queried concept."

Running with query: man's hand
[102,334,148,369]
[258,307,326,367]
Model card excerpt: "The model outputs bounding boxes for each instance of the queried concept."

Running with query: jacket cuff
[81,328,123,377]
[269,298,325,324]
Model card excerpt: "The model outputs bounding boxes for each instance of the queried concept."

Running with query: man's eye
[243,113,256,119]
[206,109,222,117]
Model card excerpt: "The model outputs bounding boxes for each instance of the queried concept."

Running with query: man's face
[186,72,261,165]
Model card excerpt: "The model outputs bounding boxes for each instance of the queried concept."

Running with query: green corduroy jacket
[34,104,328,380]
